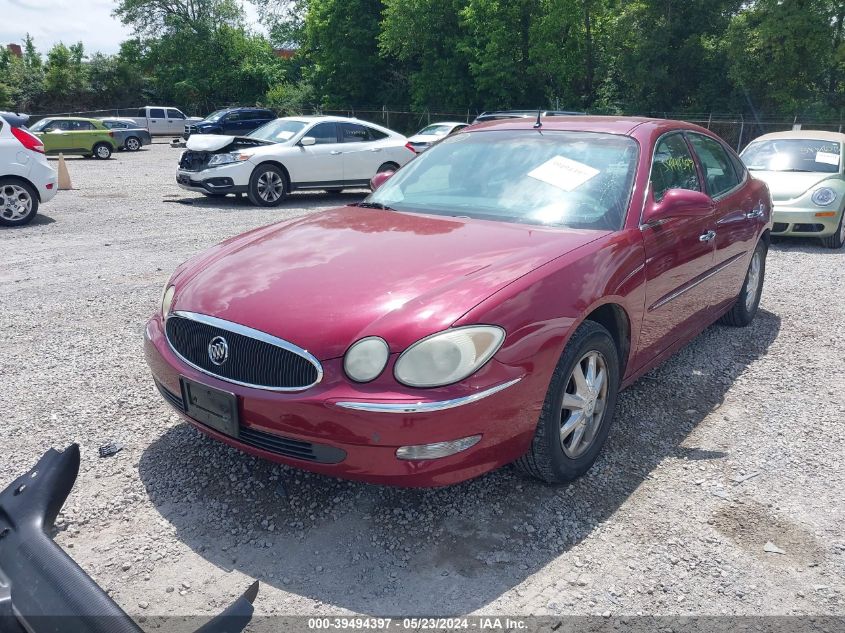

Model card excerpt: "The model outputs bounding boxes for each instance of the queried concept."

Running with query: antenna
[533,107,542,129]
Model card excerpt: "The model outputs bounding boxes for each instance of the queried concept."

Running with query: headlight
[208,153,250,167]
[394,326,505,388]
[812,187,837,206]
[344,337,389,382]
[161,285,175,318]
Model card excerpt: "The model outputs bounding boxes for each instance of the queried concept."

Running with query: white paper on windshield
[275,131,295,140]
[527,156,600,191]
[816,151,840,166]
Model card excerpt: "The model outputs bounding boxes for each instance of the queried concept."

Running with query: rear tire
[93,143,112,160]
[125,136,141,152]
[820,212,845,249]
[719,239,767,327]
[377,162,399,173]
[247,164,287,207]
[515,321,620,483]
[0,178,39,227]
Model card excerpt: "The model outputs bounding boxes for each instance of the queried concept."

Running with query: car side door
[42,120,74,152]
[146,108,166,134]
[288,122,344,186]
[686,132,761,311]
[165,109,186,135]
[635,132,718,370]
[339,123,391,184]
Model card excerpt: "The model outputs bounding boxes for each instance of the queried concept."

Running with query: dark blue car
[183,107,276,139]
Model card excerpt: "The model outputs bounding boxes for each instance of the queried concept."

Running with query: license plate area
[180,377,239,438]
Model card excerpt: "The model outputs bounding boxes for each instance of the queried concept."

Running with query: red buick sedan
[144,117,772,487]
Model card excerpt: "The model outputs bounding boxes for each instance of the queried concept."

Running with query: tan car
[740,130,845,248]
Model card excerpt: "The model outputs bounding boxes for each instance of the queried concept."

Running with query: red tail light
[108,131,114,137]
[10,126,44,154]
[405,142,418,154]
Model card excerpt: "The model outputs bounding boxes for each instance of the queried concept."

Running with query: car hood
[186,134,237,151]
[171,207,605,359]
[750,170,842,201]
[408,134,441,143]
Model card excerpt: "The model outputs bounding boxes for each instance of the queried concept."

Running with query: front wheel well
[252,161,290,190]
[583,303,631,376]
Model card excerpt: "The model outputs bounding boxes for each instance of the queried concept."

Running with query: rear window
[149,108,165,118]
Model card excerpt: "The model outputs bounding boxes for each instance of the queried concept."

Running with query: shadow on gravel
[162,191,368,211]
[770,235,844,255]
[138,310,781,614]
[0,214,55,228]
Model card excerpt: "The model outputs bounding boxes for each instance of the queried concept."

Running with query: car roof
[41,116,100,122]
[746,130,845,144]
[466,115,712,137]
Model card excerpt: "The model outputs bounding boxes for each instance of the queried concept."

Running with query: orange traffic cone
[57,153,73,190]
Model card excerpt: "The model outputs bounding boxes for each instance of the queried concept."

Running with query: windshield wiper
[354,201,395,210]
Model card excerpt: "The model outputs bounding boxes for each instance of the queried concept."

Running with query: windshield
[204,110,228,122]
[416,124,454,136]
[249,119,306,143]
[741,139,842,173]
[28,119,51,132]
[368,130,639,230]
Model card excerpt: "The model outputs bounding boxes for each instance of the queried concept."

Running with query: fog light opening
[396,435,481,461]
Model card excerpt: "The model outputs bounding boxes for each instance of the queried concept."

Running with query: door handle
[369,147,382,152]
[330,151,342,155]
[745,203,765,219]
[699,230,716,242]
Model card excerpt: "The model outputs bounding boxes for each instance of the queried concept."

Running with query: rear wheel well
[253,161,290,190]
[0,175,40,201]
[583,303,631,376]
[760,229,771,247]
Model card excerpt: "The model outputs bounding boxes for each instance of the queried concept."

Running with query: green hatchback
[28,117,117,159]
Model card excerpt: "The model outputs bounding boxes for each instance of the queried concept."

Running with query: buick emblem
[208,336,229,366]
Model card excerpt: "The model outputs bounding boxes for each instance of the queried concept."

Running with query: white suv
[176,116,414,206]
[0,114,58,226]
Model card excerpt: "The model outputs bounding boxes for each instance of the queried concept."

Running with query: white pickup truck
[129,106,202,136]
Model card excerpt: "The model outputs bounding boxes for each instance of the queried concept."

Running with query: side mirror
[299,136,316,147]
[644,188,714,224]
[369,170,395,192]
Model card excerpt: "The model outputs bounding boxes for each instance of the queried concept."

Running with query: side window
[307,122,338,144]
[166,109,185,119]
[365,126,388,141]
[341,123,369,143]
[74,121,94,131]
[149,108,165,119]
[687,134,741,198]
[261,110,275,120]
[452,125,468,134]
[651,134,700,202]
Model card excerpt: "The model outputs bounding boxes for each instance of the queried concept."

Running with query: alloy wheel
[126,138,140,151]
[96,145,110,159]
[0,184,33,222]
[745,250,762,312]
[257,171,283,202]
[560,350,609,459]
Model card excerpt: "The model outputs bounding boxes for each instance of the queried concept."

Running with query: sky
[1,0,265,55]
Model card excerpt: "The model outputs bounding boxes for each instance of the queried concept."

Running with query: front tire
[820,212,845,249]
[515,321,620,483]
[247,164,286,207]
[0,179,39,227]
[93,143,112,160]
[125,136,141,151]
[719,239,767,327]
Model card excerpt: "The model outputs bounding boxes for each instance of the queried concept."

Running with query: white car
[0,114,58,227]
[406,121,469,153]
[176,116,414,206]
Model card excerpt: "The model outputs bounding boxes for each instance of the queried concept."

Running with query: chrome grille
[165,312,322,391]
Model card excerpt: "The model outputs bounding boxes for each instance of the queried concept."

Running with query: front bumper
[143,315,535,486]
[176,162,250,195]
[771,205,843,237]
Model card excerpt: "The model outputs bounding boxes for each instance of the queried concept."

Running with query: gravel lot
[1,142,843,621]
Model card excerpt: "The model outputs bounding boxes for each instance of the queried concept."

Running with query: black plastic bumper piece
[0,444,259,633]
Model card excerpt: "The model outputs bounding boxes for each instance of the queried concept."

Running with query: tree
[114,0,243,36]
[304,0,388,107]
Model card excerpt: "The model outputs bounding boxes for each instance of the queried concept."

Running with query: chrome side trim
[165,310,324,392]
[334,377,523,414]
[649,252,746,312]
